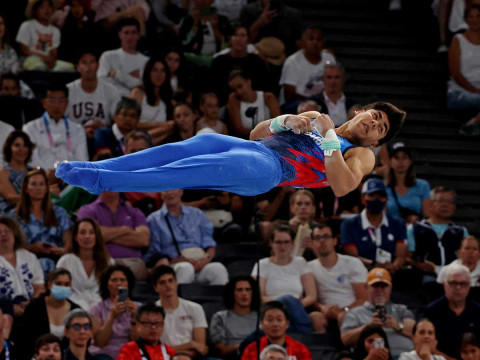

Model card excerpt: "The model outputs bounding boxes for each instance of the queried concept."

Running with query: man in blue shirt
[145,189,229,285]
[340,177,407,273]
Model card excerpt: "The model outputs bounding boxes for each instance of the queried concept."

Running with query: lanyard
[3,341,9,360]
[368,227,381,247]
[43,112,72,152]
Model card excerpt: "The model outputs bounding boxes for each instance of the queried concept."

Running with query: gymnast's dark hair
[363,101,406,145]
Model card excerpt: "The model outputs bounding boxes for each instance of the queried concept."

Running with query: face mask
[51,285,72,300]
[366,199,386,214]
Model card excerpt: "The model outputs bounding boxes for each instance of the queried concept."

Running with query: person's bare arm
[227,94,251,137]
[344,244,374,267]
[341,324,368,347]
[100,225,150,247]
[249,111,320,140]
[300,273,317,307]
[449,36,480,93]
[257,276,274,303]
[173,328,208,356]
[0,169,21,205]
[264,92,281,117]
[349,283,367,309]
[284,84,306,103]
[215,343,239,356]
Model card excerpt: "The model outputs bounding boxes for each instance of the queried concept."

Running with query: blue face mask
[51,285,72,300]
[366,199,386,214]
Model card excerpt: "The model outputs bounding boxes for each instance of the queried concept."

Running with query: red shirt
[117,341,176,360]
[241,336,312,360]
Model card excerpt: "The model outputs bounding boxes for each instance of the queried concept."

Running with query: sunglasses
[70,323,92,331]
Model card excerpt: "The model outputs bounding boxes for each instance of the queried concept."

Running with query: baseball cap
[367,268,392,286]
[362,178,387,195]
[389,141,412,158]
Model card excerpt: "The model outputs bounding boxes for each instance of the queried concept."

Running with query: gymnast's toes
[62,168,103,195]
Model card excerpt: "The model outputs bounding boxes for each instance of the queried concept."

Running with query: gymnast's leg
[60,143,282,196]
[56,134,252,177]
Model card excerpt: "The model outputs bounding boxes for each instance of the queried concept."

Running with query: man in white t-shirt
[152,265,209,358]
[67,51,121,127]
[309,223,368,325]
[22,83,88,170]
[279,26,335,108]
[97,17,149,96]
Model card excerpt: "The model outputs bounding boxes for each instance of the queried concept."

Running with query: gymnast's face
[344,109,390,147]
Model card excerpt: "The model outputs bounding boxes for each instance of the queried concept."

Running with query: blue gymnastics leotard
[56,132,355,196]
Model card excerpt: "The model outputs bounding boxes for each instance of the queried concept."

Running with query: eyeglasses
[312,235,333,241]
[447,281,469,288]
[272,240,292,245]
[139,321,164,328]
[70,323,92,331]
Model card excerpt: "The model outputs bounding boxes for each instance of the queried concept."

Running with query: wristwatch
[343,306,350,312]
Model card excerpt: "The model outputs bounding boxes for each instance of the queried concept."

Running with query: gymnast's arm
[249,111,321,140]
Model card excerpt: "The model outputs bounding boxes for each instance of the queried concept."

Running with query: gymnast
[55,101,405,197]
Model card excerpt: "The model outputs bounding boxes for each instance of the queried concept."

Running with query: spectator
[252,224,318,333]
[23,83,88,170]
[33,334,62,360]
[57,1,102,64]
[288,189,316,231]
[123,130,163,215]
[76,189,150,280]
[63,309,95,360]
[0,14,20,74]
[89,264,140,359]
[67,51,121,127]
[341,177,408,272]
[178,0,231,57]
[0,216,44,310]
[164,49,192,93]
[409,186,468,281]
[460,333,480,360]
[130,58,176,145]
[447,5,480,134]
[425,263,480,359]
[117,303,176,360]
[0,131,34,214]
[57,218,113,310]
[386,142,431,223]
[97,17,149,96]
[279,26,336,111]
[163,102,197,144]
[241,301,312,360]
[16,0,74,71]
[145,189,228,285]
[91,0,150,36]
[94,97,142,156]
[210,276,260,358]
[227,70,280,138]
[196,92,228,134]
[341,268,415,358]
[308,223,368,326]
[239,0,302,54]
[311,63,355,127]
[151,265,209,358]
[437,236,480,288]
[399,319,447,360]
[9,168,73,274]
[260,344,288,360]
[211,24,271,104]
[352,324,392,360]
[0,73,41,123]
[16,268,80,360]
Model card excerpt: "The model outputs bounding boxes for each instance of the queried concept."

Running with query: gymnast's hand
[313,113,335,137]
[283,115,313,134]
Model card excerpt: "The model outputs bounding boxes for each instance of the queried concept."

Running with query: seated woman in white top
[57,218,113,310]
[130,58,176,145]
[0,216,44,315]
[252,224,318,333]
[227,70,280,139]
[399,319,447,360]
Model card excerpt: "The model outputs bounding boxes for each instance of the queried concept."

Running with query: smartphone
[374,338,385,349]
[375,304,386,322]
[118,287,128,302]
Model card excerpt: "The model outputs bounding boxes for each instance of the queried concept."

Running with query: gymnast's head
[336,101,406,148]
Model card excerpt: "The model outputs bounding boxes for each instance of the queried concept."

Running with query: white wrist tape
[269,115,290,133]
[321,129,341,157]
